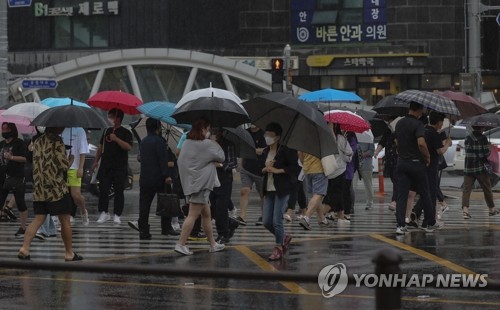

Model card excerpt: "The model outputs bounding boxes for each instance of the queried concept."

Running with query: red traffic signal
[271,58,284,71]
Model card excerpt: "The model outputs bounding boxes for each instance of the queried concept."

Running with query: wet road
[0,173,499,309]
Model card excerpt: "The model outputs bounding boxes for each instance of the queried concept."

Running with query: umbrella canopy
[130,117,183,151]
[137,101,191,130]
[172,96,250,128]
[31,104,109,129]
[324,110,371,133]
[242,92,338,159]
[327,106,377,121]
[41,97,90,108]
[437,90,487,118]
[2,102,50,125]
[176,85,243,107]
[0,109,35,135]
[355,129,374,143]
[461,113,500,128]
[222,126,256,159]
[372,95,408,116]
[299,88,363,102]
[87,90,143,115]
[394,90,460,117]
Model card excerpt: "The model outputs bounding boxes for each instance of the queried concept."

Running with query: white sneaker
[97,212,110,223]
[113,214,121,224]
[230,207,238,218]
[396,226,407,235]
[175,244,193,256]
[337,219,351,225]
[209,242,225,253]
[284,214,292,222]
[81,210,89,226]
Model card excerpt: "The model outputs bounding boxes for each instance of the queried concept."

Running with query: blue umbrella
[138,101,191,130]
[299,88,363,102]
[41,97,91,108]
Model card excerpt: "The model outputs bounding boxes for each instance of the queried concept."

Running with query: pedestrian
[62,127,90,225]
[374,117,398,211]
[18,127,82,261]
[0,122,28,238]
[175,117,225,255]
[394,102,438,234]
[357,141,375,210]
[261,123,297,260]
[210,127,239,244]
[92,108,133,225]
[462,125,500,219]
[343,132,358,219]
[237,124,267,226]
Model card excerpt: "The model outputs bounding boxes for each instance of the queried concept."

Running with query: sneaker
[97,212,110,223]
[174,244,193,256]
[388,202,396,212]
[440,203,449,215]
[365,205,373,211]
[255,217,263,226]
[319,219,330,227]
[284,214,292,222]
[406,220,418,229]
[128,220,139,231]
[216,235,230,244]
[422,221,444,232]
[188,232,207,241]
[113,214,121,224]
[325,213,336,221]
[209,242,225,253]
[299,217,311,230]
[463,210,471,219]
[268,246,283,261]
[489,209,500,216]
[34,233,46,241]
[235,216,247,226]
[81,210,89,226]
[3,208,16,220]
[15,227,25,238]
[344,214,351,220]
[337,219,351,225]
[396,226,407,235]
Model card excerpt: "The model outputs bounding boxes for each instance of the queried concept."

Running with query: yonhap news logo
[318,264,488,298]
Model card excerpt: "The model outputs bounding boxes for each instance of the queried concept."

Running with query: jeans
[263,192,289,245]
[37,216,56,236]
[396,160,435,227]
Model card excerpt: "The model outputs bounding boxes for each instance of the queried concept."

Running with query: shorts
[33,193,72,215]
[67,169,82,187]
[240,169,263,195]
[186,189,211,205]
[304,173,328,196]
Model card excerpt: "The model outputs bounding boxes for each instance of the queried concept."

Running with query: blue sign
[8,0,32,7]
[22,79,58,89]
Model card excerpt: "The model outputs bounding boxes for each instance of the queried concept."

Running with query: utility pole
[0,1,8,105]
[283,44,292,95]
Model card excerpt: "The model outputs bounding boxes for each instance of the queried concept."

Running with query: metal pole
[0,0,8,106]
[283,44,292,95]
[468,0,482,100]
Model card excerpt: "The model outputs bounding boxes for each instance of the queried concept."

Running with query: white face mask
[205,131,211,139]
[265,136,277,146]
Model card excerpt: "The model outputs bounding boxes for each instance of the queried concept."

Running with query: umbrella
[41,97,91,108]
[355,129,374,143]
[437,90,487,118]
[369,118,388,138]
[299,88,363,102]
[87,90,143,115]
[137,101,191,130]
[372,95,408,116]
[222,126,256,159]
[176,85,243,108]
[242,92,338,159]
[0,109,35,135]
[394,90,460,117]
[324,110,371,133]
[130,117,183,152]
[172,96,250,127]
[461,113,500,128]
[2,102,50,125]
[31,104,109,129]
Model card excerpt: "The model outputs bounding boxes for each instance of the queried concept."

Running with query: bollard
[377,157,384,194]
[373,248,402,310]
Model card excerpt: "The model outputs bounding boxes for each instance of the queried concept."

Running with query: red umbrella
[437,90,487,119]
[87,90,142,115]
[324,110,371,133]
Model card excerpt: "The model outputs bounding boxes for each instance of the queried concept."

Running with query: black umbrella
[242,92,338,159]
[461,113,500,128]
[171,97,250,128]
[222,126,256,159]
[372,95,408,116]
[31,104,108,129]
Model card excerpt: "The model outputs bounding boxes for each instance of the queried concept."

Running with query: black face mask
[2,132,12,140]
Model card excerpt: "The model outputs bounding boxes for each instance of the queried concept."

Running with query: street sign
[21,79,58,89]
[8,0,32,8]
[497,13,500,26]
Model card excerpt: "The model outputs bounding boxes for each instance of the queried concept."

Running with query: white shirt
[61,127,90,170]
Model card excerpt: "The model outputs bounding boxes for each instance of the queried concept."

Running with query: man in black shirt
[394,102,438,234]
[92,108,133,225]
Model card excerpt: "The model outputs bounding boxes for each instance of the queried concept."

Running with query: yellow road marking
[370,234,477,275]
[234,245,309,294]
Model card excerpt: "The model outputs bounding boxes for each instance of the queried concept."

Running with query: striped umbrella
[394,90,460,117]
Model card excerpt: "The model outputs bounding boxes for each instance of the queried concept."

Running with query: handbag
[156,192,181,217]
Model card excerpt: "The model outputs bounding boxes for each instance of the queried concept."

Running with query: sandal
[3,207,16,220]
[65,252,83,262]
[463,211,471,219]
[489,209,500,216]
[17,252,30,260]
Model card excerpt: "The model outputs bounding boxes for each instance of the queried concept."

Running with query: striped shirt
[464,131,490,176]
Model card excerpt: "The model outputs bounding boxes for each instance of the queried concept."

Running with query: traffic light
[271,58,284,92]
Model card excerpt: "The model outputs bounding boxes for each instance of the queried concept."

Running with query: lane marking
[234,245,309,294]
[370,234,477,275]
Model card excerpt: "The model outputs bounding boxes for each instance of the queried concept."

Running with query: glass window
[421,75,453,90]
[192,69,225,91]
[37,71,97,101]
[134,65,191,103]
[321,76,356,90]
[316,0,340,10]
[229,76,268,101]
[312,11,338,25]
[98,67,133,94]
[343,0,363,8]
[339,9,363,24]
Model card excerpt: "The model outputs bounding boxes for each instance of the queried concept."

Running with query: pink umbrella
[324,110,371,133]
[0,109,36,135]
[437,90,487,119]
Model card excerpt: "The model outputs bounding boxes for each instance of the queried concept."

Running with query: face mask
[108,118,115,125]
[37,126,45,133]
[2,132,11,140]
[265,136,276,146]
[205,131,211,139]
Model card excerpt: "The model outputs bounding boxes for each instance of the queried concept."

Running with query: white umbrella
[355,129,374,143]
[2,102,50,125]
[176,84,244,110]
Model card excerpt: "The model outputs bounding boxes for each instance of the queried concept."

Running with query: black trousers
[210,179,233,238]
[138,185,173,233]
[0,176,27,212]
[414,165,439,221]
[287,180,307,210]
[98,167,127,216]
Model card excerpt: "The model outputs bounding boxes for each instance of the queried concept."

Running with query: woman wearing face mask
[261,122,298,260]
[175,117,226,255]
[0,122,28,238]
